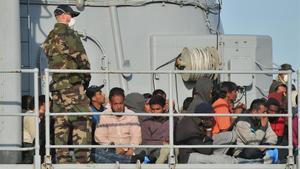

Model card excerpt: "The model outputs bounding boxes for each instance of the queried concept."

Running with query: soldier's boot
[74,149,91,163]
[56,148,73,163]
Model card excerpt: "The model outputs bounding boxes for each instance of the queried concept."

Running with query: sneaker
[143,156,151,164]
[264,149,279,164]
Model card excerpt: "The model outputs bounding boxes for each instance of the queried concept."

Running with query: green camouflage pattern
[42,23,91,91]
[52,84,92,164]
[43,23,92,163]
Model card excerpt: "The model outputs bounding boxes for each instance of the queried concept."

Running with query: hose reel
[175,47,221,82]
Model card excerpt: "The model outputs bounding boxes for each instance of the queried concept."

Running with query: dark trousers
[22,142,34,164]
[238,148,264,159]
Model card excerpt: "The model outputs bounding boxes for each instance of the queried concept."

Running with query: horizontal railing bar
[0,113,37,117]
[45,69,293,74]
[49,112,167,116]
[49,163,288,168]
[0,68,292,74]
[173,145,292,149]
[0,147,35,151]
[0,69,38,73]
[49,145,168,149]
[174,113,290,117]
[48,144,291,149]
[48,112,290,117]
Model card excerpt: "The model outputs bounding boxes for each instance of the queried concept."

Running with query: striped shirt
[94,107,141,148]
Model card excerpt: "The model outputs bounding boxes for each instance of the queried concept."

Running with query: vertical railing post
[44,69,52,165]
[33,68,41,169]
[287,71,294,167]
[297,69,300,169]
[168,72,175,169]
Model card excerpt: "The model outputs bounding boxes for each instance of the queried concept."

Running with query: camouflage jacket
[42,23,91,91]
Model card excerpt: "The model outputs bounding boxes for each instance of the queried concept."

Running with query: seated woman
[141,95,170,163]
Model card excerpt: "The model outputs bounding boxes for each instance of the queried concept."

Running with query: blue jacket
[90,105,105,125]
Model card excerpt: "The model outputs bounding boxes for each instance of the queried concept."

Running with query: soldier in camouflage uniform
[42,5,92,164]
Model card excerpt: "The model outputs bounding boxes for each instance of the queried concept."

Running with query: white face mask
[283,74,288,83]
[68,18,76,28]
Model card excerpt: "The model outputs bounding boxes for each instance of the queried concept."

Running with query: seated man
[266,97,285,141]
[22,96,35,164]
[86,85,106,161]
[125,92,145,113]
[267,93,287,143]
[94,87,144,163]
[275,83,287,96]
[176,103,215,163]
[141,95,169,163]
[266,97,289,163]
[233,99,278,161]
[86,85,106,127]
[152,89,177,114]
[176,102,269,164]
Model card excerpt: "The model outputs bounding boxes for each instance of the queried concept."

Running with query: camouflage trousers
[52,84,92,164]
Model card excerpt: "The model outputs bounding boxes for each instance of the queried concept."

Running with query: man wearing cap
[42,5,92,163]
[269,63,294,93]
[86,85,106,161]
[86,85,106,126]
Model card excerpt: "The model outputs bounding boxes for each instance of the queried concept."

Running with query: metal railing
[0,69,40,169]
[0,68,298,169]
[298,69,300,168]
[42,69,299,169]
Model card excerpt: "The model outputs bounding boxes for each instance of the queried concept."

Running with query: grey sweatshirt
[233,116,277,156]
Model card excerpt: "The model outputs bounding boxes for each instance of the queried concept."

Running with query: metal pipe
[50,145,168,149]
[44,69,51,158]
[109,5,127,90]
[19,0,215,10]
[0,113,37,116]
[173,145,292,149]
[45,69,292,74]
[48,112,290,117]
[0,69,37,73]
[47,144,291,149]
[168,73,175,167]
[0,147,36,151]
[287,72,294,160]
[297,69,300,169]
[37,163,290,169]
[49,144,292,149]
[105,65,111,96]
[81,34,110,92]
[33,68,41,169]
[172,113,290,117]
[26,0,31,71]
